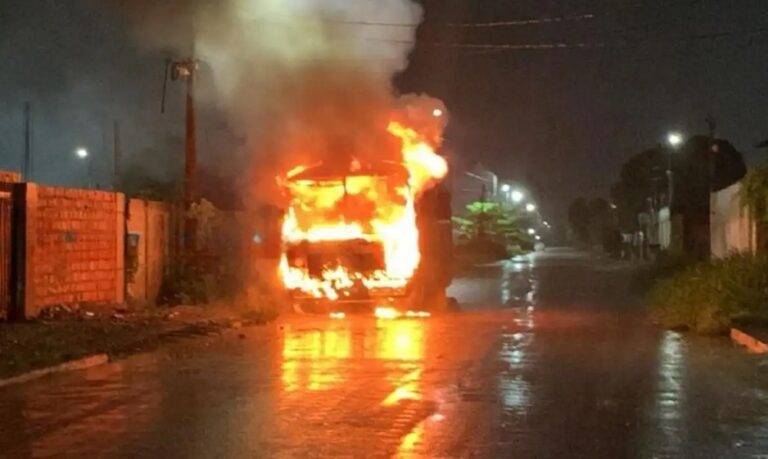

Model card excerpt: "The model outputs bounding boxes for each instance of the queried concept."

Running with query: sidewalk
[731,324,768,354]
[0,304,276,380]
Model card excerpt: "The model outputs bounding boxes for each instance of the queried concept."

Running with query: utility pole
[705,115,717,260]
[183,62,198,254]
[113,120,121,191]
[162,58,199,255]
[706,115,717,191]
[22,103,32,181]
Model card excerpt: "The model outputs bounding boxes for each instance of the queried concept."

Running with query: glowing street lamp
[527,228,536,236]
[511,190,524,203]
[432,108,444,118]
[501,184,511,193]
[665,131,684,208]
[525,203,537,213]
[74,146,93,188]
[667,132,683,148]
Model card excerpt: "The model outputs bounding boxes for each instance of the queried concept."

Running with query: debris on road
[0,305,276,380]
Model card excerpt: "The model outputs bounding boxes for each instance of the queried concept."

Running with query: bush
[650,254,768,334]
[158,265,209,307]
[631,252,695,293]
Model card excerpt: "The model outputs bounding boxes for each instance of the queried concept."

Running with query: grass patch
[650,254,768,334]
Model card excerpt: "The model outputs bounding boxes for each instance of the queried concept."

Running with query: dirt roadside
[0,305,277,380]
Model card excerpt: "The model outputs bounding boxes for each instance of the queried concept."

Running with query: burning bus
[278,121,453,313]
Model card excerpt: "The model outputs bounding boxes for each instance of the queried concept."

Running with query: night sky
[2,0,768,223]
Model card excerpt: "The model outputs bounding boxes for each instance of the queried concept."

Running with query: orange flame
[279,119,448,301]
[387,121,448,192]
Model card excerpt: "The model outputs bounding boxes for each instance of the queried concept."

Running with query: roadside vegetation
[642,159,768,335]
[650,254,768,334]
[740,165,768,253]
[453,201,534,263]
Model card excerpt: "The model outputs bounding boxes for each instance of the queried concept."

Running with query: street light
[667,132,683,148]
[74,147,92,188]
[525,203,537,213]
[527,228,536,236]
[511,190,524,203]
[665,131,684,209]
[432,108,443,118]
[501,184,511,193]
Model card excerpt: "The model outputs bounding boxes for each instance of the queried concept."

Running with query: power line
[424,41,599,51]
[316,0,711,29]
[264,0,763,32]
[447,13,595,28]
[324,12,596,28]
[319,19,418,28]
[366,26,768,52]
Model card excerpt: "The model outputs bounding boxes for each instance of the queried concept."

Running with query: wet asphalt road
[1,249,768,458]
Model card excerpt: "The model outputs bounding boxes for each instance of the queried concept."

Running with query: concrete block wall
[23,184,125,316]
[711,182,756,258]
[126,199,170,306]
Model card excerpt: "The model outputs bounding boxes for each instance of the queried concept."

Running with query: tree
[453,201,531,255]
[611,136,747,228]
[610,135,746,259]
[568,197,590,245]
[610,147,665,231]
[568,197,617,251]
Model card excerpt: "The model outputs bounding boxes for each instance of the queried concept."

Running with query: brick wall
[23,184,124,317]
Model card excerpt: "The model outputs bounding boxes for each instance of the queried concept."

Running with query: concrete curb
[0,354,109,389]
[730,328,768,354]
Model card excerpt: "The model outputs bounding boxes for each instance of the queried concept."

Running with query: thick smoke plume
[114,0,446,205]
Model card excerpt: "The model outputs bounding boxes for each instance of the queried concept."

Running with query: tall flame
[387,121,449,192]
[278,119,448,301]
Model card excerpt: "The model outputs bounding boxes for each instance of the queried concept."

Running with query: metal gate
[0,183,12,320]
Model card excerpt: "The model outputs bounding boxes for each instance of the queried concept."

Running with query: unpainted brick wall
[25,184,124,316]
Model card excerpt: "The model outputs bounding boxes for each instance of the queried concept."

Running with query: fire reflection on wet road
[1,249,768,458]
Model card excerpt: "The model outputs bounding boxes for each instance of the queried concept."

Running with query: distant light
[525,203,537,213]
[501,184,511,193]
[329,312,346,320]
[667,132,683,147]
[405,311,431,318]
[543,221,550,227]
[527,228,536,235]
[430,413,446,422]
[511,190,524,203]
[374,307,401,320]
[75,147,88,159]
[432,108,443,118]
[535,235,542,241]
